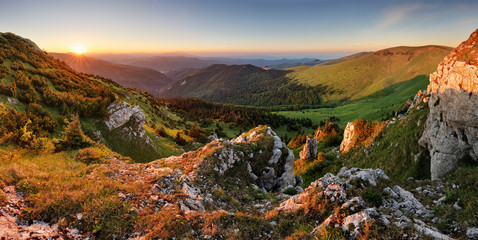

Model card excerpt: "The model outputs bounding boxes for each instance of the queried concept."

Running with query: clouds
[377,3,423,28]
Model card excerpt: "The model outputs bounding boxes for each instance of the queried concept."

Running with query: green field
[276,75,429,129]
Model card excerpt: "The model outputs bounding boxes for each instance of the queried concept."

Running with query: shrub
[283,187,298,195]
[174,132,186,146]
[75,148,102,164]
[155,126,167,137]
[30,137,55,154]
[188,122,207,142]
[0,81,16,97]
[362,188,383,208]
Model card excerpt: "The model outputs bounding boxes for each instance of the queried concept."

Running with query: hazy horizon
[2,0,477,59]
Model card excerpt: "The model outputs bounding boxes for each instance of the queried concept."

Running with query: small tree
[174,132,186,146]
[155,126,167,137]
[56,114,94,150]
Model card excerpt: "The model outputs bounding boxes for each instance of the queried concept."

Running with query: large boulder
[419,29,478,179]
[104,101,147,139]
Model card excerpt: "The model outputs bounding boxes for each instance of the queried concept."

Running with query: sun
[72,45,87,55]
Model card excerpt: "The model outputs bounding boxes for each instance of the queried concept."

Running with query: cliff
[419,29,478,179]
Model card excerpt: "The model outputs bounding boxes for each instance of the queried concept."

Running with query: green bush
[362,188,383,207]
[55,114,94,150]
[155,126,167,137]
[283,187,298,195]
[75,148,102,164]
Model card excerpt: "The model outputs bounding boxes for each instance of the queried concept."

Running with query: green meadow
[275,75,429,129]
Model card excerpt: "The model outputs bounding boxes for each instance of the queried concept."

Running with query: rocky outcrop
[340,120,385,154]
[159,125,299,192]
[277,167,389,238]
[340,122,357,153]
[104,101,147,139]
[299,137,317,160]
[419,29,478,179]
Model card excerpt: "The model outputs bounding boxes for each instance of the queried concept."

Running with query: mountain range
[50,53,172,95]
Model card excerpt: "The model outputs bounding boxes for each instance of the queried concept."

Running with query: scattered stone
[453,202,462,210]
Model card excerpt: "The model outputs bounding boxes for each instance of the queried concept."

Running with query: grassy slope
[276,75,429,129]
[0,32,183,162]
[288,45,451,100]
[298,105,430,188]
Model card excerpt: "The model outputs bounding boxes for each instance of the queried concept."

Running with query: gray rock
[6,97,17,105]
[394,216,412,229]
[260,167,277,190]
[207,133,218,141]
[467,227,478,240]
[338,167,389,186]
[419,32,478,179]
[383,185,432,217]
[453,202,462,210]
[414,220,452,240]
[269,149,282,164]
[104,101,147,139]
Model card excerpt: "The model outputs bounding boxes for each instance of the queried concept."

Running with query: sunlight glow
[72,45,86,54]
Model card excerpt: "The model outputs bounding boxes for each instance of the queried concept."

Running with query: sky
[1,0,477,58]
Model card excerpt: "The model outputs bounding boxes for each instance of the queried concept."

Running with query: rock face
[419,29,478,179]
[340,122,357,153]
[104,101,147,139]
[299,137,317,160]
[160,125,299,192]
[340,120,384,154]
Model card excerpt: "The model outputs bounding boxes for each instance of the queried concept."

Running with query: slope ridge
[289,45,452,100]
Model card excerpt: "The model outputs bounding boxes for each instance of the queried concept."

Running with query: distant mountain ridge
[158,45,452,106]
[288,45,453,100]
[50,53,172,95]
[158,64,324,106]
[89,53,322,72]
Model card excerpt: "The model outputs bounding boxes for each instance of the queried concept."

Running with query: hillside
[0,32,188,162]
[159,64,325,106]
[0,32,316,161]
[288,45,452,100]
[51,53,171,96]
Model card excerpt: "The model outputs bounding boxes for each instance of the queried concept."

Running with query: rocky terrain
[420,29,478,179]
[0,186,81,239]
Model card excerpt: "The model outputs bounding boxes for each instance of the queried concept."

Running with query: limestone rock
[467,227,478,240]
[414,219,452,240]
[419,29,478,179]
[382,185,432,218]
[340,122,357,153]
[159,125,298,192]
[299,137,317,160]
[340,120,384,154]
[104,101,147,139]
